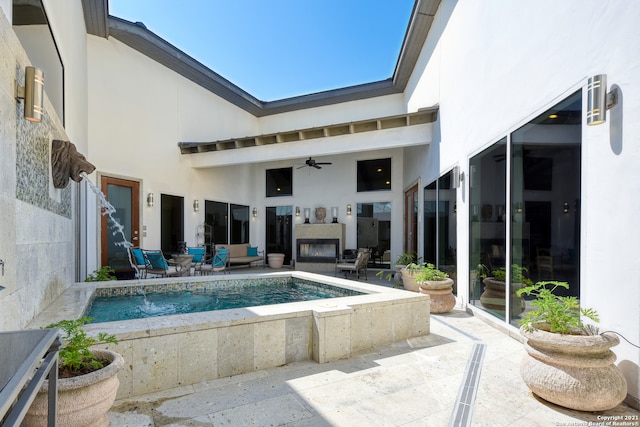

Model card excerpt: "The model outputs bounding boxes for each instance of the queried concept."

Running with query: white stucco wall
[404,0,640,402]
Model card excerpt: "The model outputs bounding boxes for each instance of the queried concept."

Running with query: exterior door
[404,184,419,256]
[266,206,292,265]
[100,176,140,277]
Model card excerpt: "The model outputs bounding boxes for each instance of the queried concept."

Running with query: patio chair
[187,246,207,273]
[197,248,229,275]
[335,249,370,280]
[144,250,182,277]
[129,247,149,278]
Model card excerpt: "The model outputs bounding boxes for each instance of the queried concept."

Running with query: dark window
[357,158,391,192]
[266,168,292,197]
[230,204,249,244]
[205,201,228,244]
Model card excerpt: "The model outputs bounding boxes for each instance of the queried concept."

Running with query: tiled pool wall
[30,272,430,399]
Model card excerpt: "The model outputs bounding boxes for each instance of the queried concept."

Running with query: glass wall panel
[438,172,457,293]
[469,138,507,320]
[424,170,458,293]
[357,202,391,265]
[266,206,293,264]
[205,201,228,244]
[511,91,581,327]
[230,204,249,244]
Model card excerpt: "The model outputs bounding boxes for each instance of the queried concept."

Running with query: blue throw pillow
[247,246,258,257]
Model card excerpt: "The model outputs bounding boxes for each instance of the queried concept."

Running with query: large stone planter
[480,277,525,316]
[25,349,124,427]
[418,278,456,313]
[267,253,285,269]
[401,268,419,292]
[520,327,627,411]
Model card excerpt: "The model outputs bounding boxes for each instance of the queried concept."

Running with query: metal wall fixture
[295,206,300,216]
[193,200,199,212]
[346,204,352,216]
[452,166,465,188]
[331,207,338,223]
[252,207,258,218]
[586,74,618,126]
[16,66,45,122]
[147,193,154,207]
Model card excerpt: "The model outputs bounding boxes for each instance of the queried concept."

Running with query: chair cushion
[145,251,167,270]
[188,247,206,262]
[131,248,145,266]
[213,248,229,268]
[247,246,258,257]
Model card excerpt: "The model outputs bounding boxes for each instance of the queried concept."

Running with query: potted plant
[376,252,421,286]
[515,281,627,411]
[25,318,124,427]
[480,264,530,316]
[399,261,425,292]
[415,263,456,313]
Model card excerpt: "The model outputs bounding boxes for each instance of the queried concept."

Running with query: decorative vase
[25,349,124,427]
[520,327,627,411]
[267,253,285,269]
[418,278,456,313]
[480,277,525,316]
[315,207,326,223]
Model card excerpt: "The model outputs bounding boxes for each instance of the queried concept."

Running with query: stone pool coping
[29,271,430,398]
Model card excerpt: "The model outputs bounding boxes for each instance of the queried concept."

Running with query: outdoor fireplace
[296,239,339,263]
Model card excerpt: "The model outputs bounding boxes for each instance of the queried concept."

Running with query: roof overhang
[184,109,438,168]
[81,0,441,117]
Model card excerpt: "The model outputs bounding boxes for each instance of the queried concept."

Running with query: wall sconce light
[193,199,199,212]
[331,207,338,223]
[346,204,352,216]
[295,206,300,217]
[16,66,45,123]
[304,208,311,223]
[147,193,154,207]
[452,166,465,188]
[587,74,618,126]
[563,202,569,213]
[252,207,258,218]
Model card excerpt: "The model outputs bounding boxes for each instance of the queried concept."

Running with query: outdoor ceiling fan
[296,157,332,169]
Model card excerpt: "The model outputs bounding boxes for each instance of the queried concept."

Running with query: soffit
[179,110,437,155]
[80,0,441,117]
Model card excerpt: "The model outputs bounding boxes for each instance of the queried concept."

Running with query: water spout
[51,140,96,189]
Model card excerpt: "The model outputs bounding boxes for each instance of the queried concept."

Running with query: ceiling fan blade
[313,165,322,169]
[316,162,332,165]
[296,165,307,169]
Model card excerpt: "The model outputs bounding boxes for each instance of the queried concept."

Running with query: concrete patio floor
[107,267,639,426]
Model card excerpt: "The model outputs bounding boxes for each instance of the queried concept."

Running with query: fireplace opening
[296,239,339,263]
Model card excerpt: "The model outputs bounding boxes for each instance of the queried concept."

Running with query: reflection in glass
[230,204,249,244]
[357,202,391,265]
[205,201,228,244]
[424,171,458,293]
[469,138,507,321]
[511,91,581,327]
[106,184,132,271]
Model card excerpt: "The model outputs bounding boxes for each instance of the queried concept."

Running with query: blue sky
[108,1,415,101]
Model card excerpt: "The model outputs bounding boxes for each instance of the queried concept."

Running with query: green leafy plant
[46,317,118,377]
[415,263,449,282]
[516,281,599,335]
[491,264,532,285]
[394,252,421,266]
[85,266,117,282]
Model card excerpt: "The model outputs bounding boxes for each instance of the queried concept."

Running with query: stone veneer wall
[295,223,346,273]
[0,10,74,330]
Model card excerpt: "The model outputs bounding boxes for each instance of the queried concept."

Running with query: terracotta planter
[480,277,525,316]
[418,278,456,313]
[267,253,285,269]
[520,327,627,411]
[25,349,124,427]
[401,268,419,292]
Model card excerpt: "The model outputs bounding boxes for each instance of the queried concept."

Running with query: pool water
[88,281,358,323]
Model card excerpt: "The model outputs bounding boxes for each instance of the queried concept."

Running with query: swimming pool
[88,278,364,322]
[29,271,431,399]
